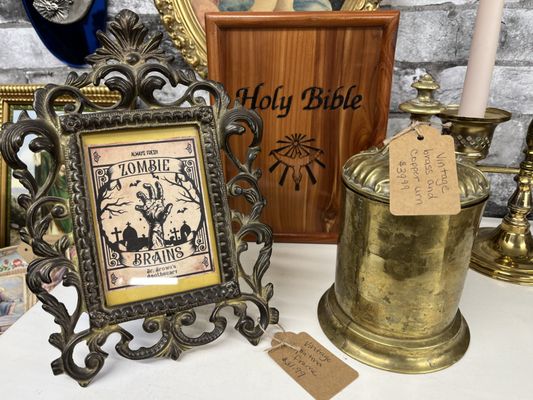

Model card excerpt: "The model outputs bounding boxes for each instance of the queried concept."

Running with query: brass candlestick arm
[477,165,520,175]
[470,120,533,285]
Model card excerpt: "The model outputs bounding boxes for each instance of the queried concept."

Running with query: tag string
[257,320,301,352]
[383,120,451,146]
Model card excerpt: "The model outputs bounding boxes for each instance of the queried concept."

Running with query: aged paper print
[83,128,221,305]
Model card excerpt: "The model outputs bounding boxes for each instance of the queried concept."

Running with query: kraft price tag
[389,125,461,216]
[268,332,359,400]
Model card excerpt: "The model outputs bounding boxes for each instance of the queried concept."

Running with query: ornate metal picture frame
[63,107,240,323]
[0,10,277,386]
[155,0,382,78]
[0,85,118,247]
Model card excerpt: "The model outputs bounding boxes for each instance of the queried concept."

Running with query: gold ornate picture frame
[0,10,277,386]
[0,85,118,247]
[155,0,381,78]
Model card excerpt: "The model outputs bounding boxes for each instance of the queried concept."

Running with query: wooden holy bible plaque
[206,11,399,242]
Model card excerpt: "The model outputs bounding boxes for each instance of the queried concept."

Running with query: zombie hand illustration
[135,182,173,249]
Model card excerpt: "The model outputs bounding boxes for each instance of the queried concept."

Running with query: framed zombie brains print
[77,120,234,309]
[59,105,244,323]
[0,11,277,386]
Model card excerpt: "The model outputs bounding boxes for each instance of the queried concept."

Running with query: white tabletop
[1,218,532,400]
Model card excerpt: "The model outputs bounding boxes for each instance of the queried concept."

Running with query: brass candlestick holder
[434,87,533,285]
[400,74,513,170]
[438,105,512,165]
[469,121,533,285]
[401,74,533,285]
[436,105,533,286]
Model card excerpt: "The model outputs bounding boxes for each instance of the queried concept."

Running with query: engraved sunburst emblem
[269,133,325,191]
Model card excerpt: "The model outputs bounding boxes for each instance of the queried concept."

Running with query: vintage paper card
[82,127,222,306]
[389,125,461,216]
[269,332,359,400]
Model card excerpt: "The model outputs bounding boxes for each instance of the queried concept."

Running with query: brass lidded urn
[317,140,489,373]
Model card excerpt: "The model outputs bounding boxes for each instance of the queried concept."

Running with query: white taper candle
[458,0,505,118]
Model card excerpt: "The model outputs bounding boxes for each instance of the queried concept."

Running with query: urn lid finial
[399,73,445,122]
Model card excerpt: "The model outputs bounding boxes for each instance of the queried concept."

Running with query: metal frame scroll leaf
[0,84,120,247]
[0,9,277,387]
[154,0,382,79]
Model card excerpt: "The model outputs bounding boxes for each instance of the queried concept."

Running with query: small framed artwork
[0,85,118,247]
[1,11,276,385]
[0,246,35,334]
[66,111,239,312]
[154,0,382,77]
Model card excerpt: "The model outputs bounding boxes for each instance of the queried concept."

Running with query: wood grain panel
[206,11,399,243]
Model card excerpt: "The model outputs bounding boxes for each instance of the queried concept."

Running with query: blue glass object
[21,0,107,67]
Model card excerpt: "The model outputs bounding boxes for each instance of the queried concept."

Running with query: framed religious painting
[154,0,382,77]
[206,11,399,242]
[0,85,118,247]
[0,10,276,386]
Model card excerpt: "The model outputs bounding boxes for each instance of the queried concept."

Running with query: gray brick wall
[1,0,531,217]
[384,0,533,216]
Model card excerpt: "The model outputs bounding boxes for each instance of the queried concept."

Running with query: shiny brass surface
[318,145,488,373]
[438,106,511,164]
[399,73,444,122]
[478,165,520,175]
[318,288,470,373]
[470,119,533,285]
[402,78,516,174]
[341,0,382,11]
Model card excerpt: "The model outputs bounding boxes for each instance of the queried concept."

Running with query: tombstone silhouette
[123,222,140,251]
[180,221,192,242]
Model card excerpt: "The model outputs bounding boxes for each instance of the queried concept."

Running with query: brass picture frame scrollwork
[0,84,119,247]
[0,9,277,386]
[154,0,382,78]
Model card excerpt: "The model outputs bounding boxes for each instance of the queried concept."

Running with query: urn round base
[470,227,533,285]
[317,285,470,374]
